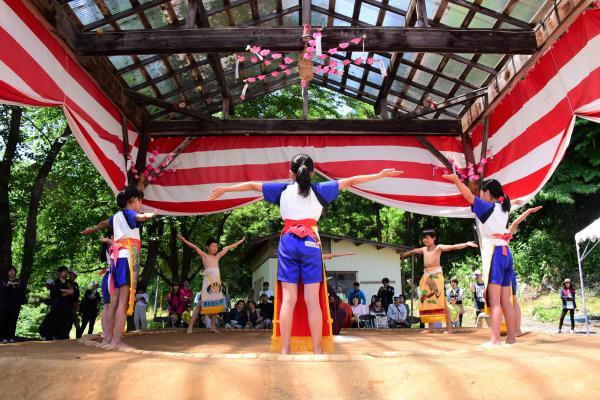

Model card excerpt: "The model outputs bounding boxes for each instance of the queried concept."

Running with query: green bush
[531,304,562,322]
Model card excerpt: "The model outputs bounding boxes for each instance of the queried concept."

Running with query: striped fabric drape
[2,0,599,217]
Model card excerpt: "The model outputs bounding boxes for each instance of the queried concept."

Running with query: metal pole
[575,239,590,335]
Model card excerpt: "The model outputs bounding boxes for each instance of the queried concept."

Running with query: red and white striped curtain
[2,0,600,217]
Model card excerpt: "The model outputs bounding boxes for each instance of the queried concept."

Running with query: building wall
[252,258,278,300]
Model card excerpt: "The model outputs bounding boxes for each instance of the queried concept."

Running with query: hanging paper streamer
[246,45,264,61]
[315,33,322,56]
[235,57,240,79]
[240,83,249,100]
[378,59,387,77]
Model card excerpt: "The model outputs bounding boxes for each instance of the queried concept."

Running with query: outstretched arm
[217,237,246,258]
[208,182,263,201]
[178,234,208,257]
[136,211,157,222]
[438,241,478,252]
[323,252,355,260]
[81,219,109,235]
[442,174,475,204]
[338,169,403,191]
[508,206,542,234]
[400,248,423,258]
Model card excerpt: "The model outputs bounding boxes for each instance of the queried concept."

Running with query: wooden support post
[186,0,198,29]
[145,137,194,185]
[120,114,132,186]
[135,133,149,189]
[479,115,490,179]
[415,0,429,28]
[460,132,478,193]
[222,98,230,119]
[414,136,453,171]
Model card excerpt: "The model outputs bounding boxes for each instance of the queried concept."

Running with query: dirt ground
[1,329,599,400]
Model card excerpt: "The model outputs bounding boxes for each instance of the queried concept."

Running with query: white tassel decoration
[235,57,240,79]
[316,34,322,57]
[378,59,387,77]
[240,83,249,100]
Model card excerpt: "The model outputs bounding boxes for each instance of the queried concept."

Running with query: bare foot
[186,328,193,334]
[443,330,454,334]
[102,338,112,345]
[478,341,502,349]
[111,340,134,349]
[210,327,220,334]
[505,338,517,345]
[420,329,430,334]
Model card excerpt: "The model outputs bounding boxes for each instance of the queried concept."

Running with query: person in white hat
[470,269,485,321]
[558,278,577,334]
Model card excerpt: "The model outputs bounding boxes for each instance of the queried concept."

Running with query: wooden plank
[394,88,486,120]
[185,0,198,29]
[146,118,463,135]
[415,136,453,171]
[461,0,592,133]
[124,89,217,122]
[76,27,538,55]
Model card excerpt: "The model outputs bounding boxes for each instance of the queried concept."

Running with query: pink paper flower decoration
[271,71,280,77]
[350,37,362,44]
[246,77,256,83]
[305,46,315,53]
[280,64,288,70]
[353,57,363,65]
[148,156,155,163]
[284,56,294,64]
[328,47,338,55]
[251,56,258,63]
[259,49,270,56]
[313,32,322,38]
[336,69,344,76]
[152,149,158,156]
[237,55,245,62]
[315,65,323,73]
[264,59,271,65]
[322,66,330,74]
[272,53,282,59]
[338,42,349,49]
[250,46,261,54]
[283,69,292,75]
[329,60,338,68]
[366,57,374,65]
[308,40,316,46]
[303,52,313,60]
[342,59,352,66]
[256,74,266,80]
[320,54,328,60]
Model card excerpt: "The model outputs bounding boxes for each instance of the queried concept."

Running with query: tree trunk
[138,219,164,289]
[167,220,180,282]
[181,217,202,281]
[20,126,71,286]
[374,203,383,243]
[0,106,22,277]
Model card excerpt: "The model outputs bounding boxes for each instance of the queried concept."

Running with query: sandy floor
[1,329,599,400]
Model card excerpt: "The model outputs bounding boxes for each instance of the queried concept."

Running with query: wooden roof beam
[124,89,217,123]
[76,27,538,55]
[146,118,463,136]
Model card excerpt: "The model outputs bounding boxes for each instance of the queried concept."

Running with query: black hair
[205,237,218,246]
[351,296,360,304]
[353,281,360,287]
[290,154,314,198]
[450,277,459,284]
[422,228,438,244]
[57,266,68,274]
[116,191,127,209]
[7,266,16,273]
[480,179,510,212]
[382,277,390,284]
[120,186,144,207]
[263,282,269,286]
[247,300,257,308]
[235,299,246,308]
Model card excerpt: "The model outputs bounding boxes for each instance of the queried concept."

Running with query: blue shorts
[488,246,514,287]
[111,257,131,289]
[101,271,111,304]
[277,233,323,284]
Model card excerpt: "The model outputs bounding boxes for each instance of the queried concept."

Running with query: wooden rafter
[125,89,217,122]
[445,0,533,29]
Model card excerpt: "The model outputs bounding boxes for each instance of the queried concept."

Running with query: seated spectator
[256,294,274,329]
[350,296,369,327]
[368,295,379,312]
[336,286,347,303]
[377,277,395,310]
[339,300,354,328]
[348,282,366,305]
[246,301,265,329]
[399,294,411,321]
[387,295,410,328]
[227,300,247,329]
[370,299,388,328]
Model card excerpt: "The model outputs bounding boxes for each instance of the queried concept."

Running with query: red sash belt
[109,238,142,267]
[492,232,513,256]
[282,219,318,240]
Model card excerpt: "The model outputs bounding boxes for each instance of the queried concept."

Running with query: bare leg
[501,286,517,344]
[279,282,298,355]
[111,286,132,348]
[100,304,111,343]
[487,284,503,346]
[443,306,454,334]
[210,315,220,333]
[187,305,201,334]
[514,296,523,336]
[304,283,323,354]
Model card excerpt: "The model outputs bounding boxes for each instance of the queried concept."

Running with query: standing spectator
[368,295,378,312]
[134,287,149,331]
[167,283,184,327]
[447,277,465,327]
[387,296,410,328]
[336,286,347,303]
[222,286,232,312]
[68,270,81,336]
[1,267,26,343]
[48,266,75,339]
[246,301,265,329]
[227,300,248,329]
[377,278,395,310]
[558,278,577,334]
[350,296,369,327]
[370,299,388,328]
[77,281,101,338]
[259,282,274,299]
[470,269,486,321]
[348,282,366,305]
[257,294,274,328]
[180,279,194,311]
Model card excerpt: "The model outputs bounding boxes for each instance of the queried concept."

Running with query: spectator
[48,266,75,340]
[246,301,265,329]
[348,282,366,305]
[370,299,388,328]
[387,295,410,328]
[399,294,410,320]
[68,270,81,336]
[77,281,101,338]
[227,300,247,329]
[558,278,577,334]
[167,283,184,328]
[223,286,232,312]
[336,286,347,303]
[368,295,378,312]
[180,279,194,311]
[350,296,368,327]
[447,277,465,327]
[327,288,346,335]
[338,299,354,328]
[470,269,486,321]
[256,294,274,328]
[259,282,274,299]
[377,277,395,310]
[1,267,26,343]
[134,287,149,331]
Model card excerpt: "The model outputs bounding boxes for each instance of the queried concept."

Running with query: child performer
[98,232,113,343]
[178,235,245,334]
[400,229,477,333]
[443,174,515,345]
[81,187,155,348]
[208,154,402,354]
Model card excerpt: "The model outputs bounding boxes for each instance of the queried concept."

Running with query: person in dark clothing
[246,301,265,328]
[227,300,248,329]
[47,266,75,340]
[377,277,395,310]
[558,278,577,334]
[1,267,26,343]
[68,270,81,336]
[327,285,346,335]
[77,281,101,338]
[256,294,274,328]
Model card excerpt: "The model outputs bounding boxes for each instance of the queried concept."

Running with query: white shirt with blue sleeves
[262,181,339,221]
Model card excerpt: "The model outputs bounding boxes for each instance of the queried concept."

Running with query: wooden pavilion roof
[28,0,591,137]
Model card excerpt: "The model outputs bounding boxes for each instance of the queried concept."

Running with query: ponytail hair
[290,154,314,198]
[480,179,510,212]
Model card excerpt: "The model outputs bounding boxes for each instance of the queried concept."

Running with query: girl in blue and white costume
[443,174,516,346]
[209,154,402,354]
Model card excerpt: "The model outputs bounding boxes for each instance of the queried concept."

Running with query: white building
[246,233,413,303]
